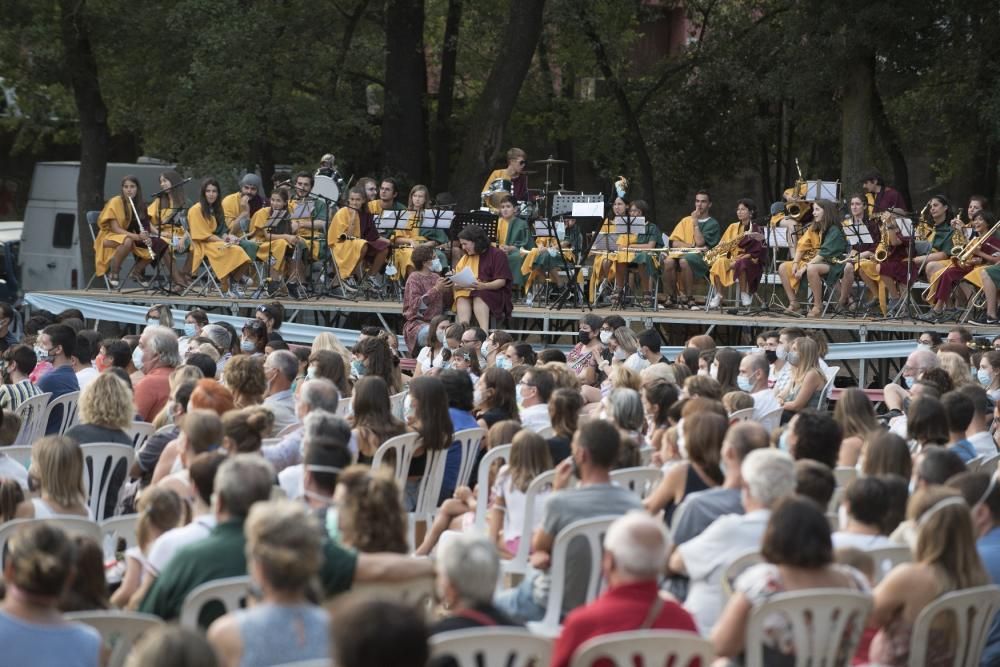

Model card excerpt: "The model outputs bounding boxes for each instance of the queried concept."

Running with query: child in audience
[488,430,553,558]
[112,486,185,609]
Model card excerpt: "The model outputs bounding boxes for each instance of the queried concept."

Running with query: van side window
[53,213,75,248]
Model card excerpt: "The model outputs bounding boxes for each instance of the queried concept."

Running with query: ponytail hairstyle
[0,477,24,522]
[7,522,76,597]
[136,487,185,552]
[508,430,553,492]
[222,406,274,454]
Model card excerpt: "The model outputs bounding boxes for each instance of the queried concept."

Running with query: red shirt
[134,366,172,422]
[550,580,699,667]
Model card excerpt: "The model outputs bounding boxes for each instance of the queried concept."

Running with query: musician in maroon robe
[451,225,513,329]
[862,170,907,216]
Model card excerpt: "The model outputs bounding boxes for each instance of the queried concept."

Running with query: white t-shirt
[416,347,434,373]
[831,531,895,551]
[75,366,99,391]
[967,431,997,458]
[519,404,552,433]
[279,464,304,500]
[492,465,549,543]
[147,514,217,575]
[678,508,771,635]
[751,389,782,432]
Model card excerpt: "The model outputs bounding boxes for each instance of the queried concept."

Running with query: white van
[21,161,184,292]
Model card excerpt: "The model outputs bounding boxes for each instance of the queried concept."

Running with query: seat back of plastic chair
[179,576,252,629]
[609,466,664,501]
[372,432,420,489]
[908,585,1000,667]
[65,611,163,667]
[473,444,511,531]
[14,392,52,445]
[454,427,486,489]
[80,443,135,520]
[570,629,713,667]
[867,544,913,584]
[126,421,155,451]
[0,517,101,570]
[44,390,81,435]
[430,627,553,667]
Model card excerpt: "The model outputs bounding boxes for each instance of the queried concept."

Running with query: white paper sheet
[450,267,478,288]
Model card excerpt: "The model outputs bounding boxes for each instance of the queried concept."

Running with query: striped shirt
[0,379,42,412]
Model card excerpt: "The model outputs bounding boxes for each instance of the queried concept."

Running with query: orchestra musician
[836,194,882,312]
[858,212,910,313]
[861,169,907,217]
[777,199,847,317]
[707,198,767,309]
[287,171,328,282]
[147,170,193,288]
[316,153,347,202]
[355,176,392,280]
[94,175,166,289]
[589,196,627,305]
[389,185,440,281]
[187,178,252,295]
[911,195,957,277]
[452,224,513,329]
[481,147,529,210]
[662,191,721,309]
[611,200,661,308]
[921,195,986,284]
[328,187,377,289]
[922,210,1000,322]
[245,188,296,294]
[522,216,582,298]
[221,174,266,241]
[493,196,532,293]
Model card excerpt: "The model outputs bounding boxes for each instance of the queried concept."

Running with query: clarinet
[127,196,156,260]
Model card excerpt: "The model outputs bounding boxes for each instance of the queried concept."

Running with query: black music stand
[148,206,185,296]
[376,210,413,289]
[451,211,499,242]
[832,220,874,318]
[547,216,594,311]
[421,209,455,270]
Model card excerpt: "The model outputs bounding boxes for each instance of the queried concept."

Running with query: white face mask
[430,258,443,273]
[481,341,491,358]
[613,348,627,361]
[599,330,613,344]
[776,345,788,361]
[132,346,144,371]
[473,387,483,406]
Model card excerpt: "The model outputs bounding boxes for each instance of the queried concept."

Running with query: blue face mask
[978,369,993,387]
[430,258,443,273]
[904,375,916,389]
[778,430,790,452]
[240,340,255,353]
[183,322,197,337]
[496,355,512,370]
[737,375,753,392]
[515,384,524,406]
[351,359,365,377]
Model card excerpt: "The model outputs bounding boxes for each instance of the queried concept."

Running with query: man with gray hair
[551,512,697,667]
[430,534,519,637]
[263,378,340,473]
[134,324,179,421]
[200,324,232,375]
[668,448,796,634]
[884,346,941,416]
[263,349,300,435]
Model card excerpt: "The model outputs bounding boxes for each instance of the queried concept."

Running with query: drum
[482,178,512,208]
[312,174,340,205]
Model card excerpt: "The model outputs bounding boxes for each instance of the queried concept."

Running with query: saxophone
[915,204,933,241]
[948,209,968,258]
[704,223,747,263]
[873,212,893,262]
[953,219,1000,268]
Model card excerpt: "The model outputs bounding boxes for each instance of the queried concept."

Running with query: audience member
[518,367,554,433]
[262,350,300,434]
[124,626,218,667]
[263,378,339,473]
[17,435,89,518]
[331,597,429,667]
[36,324,80,434]
[0,344,41,412]
[134,325,180,422]
[782,408,842,468]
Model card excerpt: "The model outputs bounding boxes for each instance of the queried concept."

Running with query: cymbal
[533,156,567,165]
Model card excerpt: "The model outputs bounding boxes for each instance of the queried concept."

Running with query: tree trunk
[59,0,109,285]
[330,0,371,95]
[450,0,546,209]
[840,48,874,200]
[431,0,462,194]
[871,83,911,209]
[383,0,427,184]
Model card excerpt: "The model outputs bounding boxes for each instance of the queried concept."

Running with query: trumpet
[948,209,968,258]
[126,196,156,261]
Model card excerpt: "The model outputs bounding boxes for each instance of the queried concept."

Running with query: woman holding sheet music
[589,196,628,304]
[452,224,513,329]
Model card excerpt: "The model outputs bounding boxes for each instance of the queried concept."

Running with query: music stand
[758,225,792,314]
[881,215,923,321]
[451,212,499,242]
[554,215,605,311]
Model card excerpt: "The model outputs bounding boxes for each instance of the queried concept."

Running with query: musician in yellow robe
[221,174,266,239]
[480,147,528,211]
[288,171,328,263]
[147,170,192,288]
[246,189,297,277]
[610,200,661,308]
[187,178,251,293]
[707,199,767,309]
[388,184,434,281]
[328,187,372,283]
[588,197,627,304]
[778,200,847,317]
[522,217,583,295]
[662,191,720,308]
[95,175,160,289]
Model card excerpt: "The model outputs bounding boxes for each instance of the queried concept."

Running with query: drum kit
[482,155,577,220]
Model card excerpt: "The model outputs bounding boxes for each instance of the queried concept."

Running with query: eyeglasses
[517,160,526,165]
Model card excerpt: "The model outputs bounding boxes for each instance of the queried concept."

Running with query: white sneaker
[708,293,722,309]
[740,292,753,307]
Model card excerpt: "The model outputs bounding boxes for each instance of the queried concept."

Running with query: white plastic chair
[907,585,1000,667]
[335,397,353,418]
[371,432,420,489]
[609,466,664,501]
[536,425,556,439]
[80,443,135,520]
[454,427,487,489]
[744,589,873,667]
[759,406,783,434]
[834,466,858,487]
[2,444,32,469]
[179,575,251,629]
[503,470,556,578]
[526,515,617,637]
[473,444,511,531]
[13,392,52,445]
[410,448,450,537]
[125,421,155,451]
[721,549,764,598]
[816,365,840,411]
[967,456,985,473]
[430,627,553,667]
[0,517,102,569]
[980,453,1000,476]
[570,629,712,667]
[101,514,139,561]
[638,444,655,466]
[44,390,81,435]
[390,391,407,421]
[66,611,163,667]
[350,574,436,618]
[729,407,755,422]
[867,544,912,584]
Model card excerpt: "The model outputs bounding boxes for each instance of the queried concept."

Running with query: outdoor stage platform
[30,288,998,389]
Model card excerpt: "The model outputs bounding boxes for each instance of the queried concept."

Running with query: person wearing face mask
[738,352,781,433]
[403,246,452,358]
[182,309,209,341]
[460,327,488,369]
[977,351,1000,401]
[636,329,670,366]
[35,324,81,434]
[567,314,605,392]
[768,327,804,396]
[414,315,451,377]
[0,302,20,351]
[240,319,267,357]
[598,315,627,350]
[775,337,826,423]
[133,326,180,424]
[0,344,42,412]
[129,378,198,489]
[265,380,341,484]
[516,368,554,433]
[882,347,941,416]
[262,350,300,436]
[480,330,513,369]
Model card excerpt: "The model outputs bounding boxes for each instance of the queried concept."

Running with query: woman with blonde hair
[65,372,134,445]
[869,487,989,665]
[834,387,881,467]
[151,365,204,430]
[335,465,409,553]
[776,335,826,421]
[207,500,330,667]
[111,486,185,609]
[937,350,974,389]
[538,361,580,390]
[312,331,352,379]
[17,435,90,518]
[221,355,266,409]
[154,409,223,495]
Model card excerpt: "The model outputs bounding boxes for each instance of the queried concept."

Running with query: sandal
[807,308,822,318]
[108,272,120,289]
[782,301,800,315]
[641,291,654,308]
[685,296,697,309]
[610,289,624,308]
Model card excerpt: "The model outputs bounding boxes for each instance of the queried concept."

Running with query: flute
[127,196,156,261]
